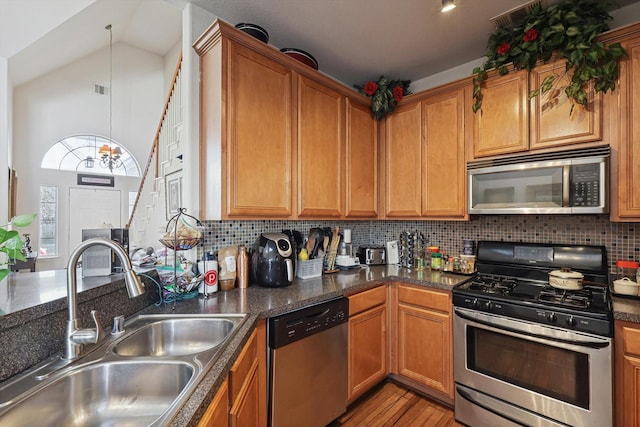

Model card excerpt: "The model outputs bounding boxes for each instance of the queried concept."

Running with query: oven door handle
[454,308,610,349]
[456,386,529,427]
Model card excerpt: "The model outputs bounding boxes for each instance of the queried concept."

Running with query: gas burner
[538,286,592,309]
[469,275,517,295]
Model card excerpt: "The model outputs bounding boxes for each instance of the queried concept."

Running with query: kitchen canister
[198,252,218,295]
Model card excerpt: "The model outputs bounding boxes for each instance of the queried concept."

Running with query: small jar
[615,260,639,282]
[431,252,442,271]
[444,257,455,272]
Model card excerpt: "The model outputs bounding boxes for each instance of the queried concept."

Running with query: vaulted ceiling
[3,0,640,88]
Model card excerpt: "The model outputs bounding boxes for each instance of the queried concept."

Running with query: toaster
[357,246,386,265]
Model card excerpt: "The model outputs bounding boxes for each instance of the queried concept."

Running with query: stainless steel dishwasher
[268,297,349,427]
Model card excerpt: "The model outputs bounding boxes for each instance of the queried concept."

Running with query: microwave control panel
[570,163,600,207]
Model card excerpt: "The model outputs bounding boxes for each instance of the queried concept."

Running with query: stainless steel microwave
[467,146,609,214]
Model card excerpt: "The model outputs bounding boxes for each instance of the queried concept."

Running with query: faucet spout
[65,237,145,360]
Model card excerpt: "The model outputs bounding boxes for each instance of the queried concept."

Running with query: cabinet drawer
[622,325,640,356]
[229,329,258,403]
[397,285,450,313]
[349,285,386,315]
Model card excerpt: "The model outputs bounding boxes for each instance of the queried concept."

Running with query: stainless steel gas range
[452,241,613,427]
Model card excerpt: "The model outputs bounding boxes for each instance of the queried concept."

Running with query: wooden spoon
[306,237,316,258]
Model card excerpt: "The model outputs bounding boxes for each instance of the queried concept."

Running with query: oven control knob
[471,298,479,308]
[482,300,492,311]
[566,316,577,327]
[547,313,557,323]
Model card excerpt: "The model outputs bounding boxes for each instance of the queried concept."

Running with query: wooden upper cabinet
[613,33,640,220]
[345,99,378,218]
[383,100,423,217]
[422,88,466,218]
[225,42,294,218]
[473,69,529,158]
[529,60,602,150]
[195,20,375,220]
[297,75,345,218]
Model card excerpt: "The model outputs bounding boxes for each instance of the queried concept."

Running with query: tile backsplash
[199,215,640,275]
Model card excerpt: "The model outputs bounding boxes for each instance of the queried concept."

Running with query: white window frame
[39,186,58,258]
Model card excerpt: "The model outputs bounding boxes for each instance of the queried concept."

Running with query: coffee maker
[250,233,295,287]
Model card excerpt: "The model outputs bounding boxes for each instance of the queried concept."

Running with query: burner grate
[538,287,593,309]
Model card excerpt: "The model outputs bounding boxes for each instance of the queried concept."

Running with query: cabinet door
[383,101,422,217]
[230,360,260,427]
[422,88,466,218]
[396,303,452,397]
[530,59,602,150]
[348,304,387,402]
[615,321,640,427]
[198,378,229,427]
[473,69,529,158]
[395,285,453,399]
[225,42,294,217]
[297,75,344,217]
[345,99,378,218]
[615,35,640,219]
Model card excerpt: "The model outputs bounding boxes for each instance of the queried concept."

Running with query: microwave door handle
[563,165,571,207]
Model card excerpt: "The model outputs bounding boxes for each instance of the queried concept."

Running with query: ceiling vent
[490,0,557,28]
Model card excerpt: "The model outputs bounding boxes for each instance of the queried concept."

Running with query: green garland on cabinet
[472,0,627,114]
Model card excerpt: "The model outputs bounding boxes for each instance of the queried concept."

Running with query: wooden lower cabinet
[347,285,388,403]
[615,320,640,427]
[392,283,454,401]
[198,378,230,427]
[199,320,266,427]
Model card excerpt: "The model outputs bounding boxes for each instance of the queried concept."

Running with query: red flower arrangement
[523,28,538,42]
[355,76,412,120]
[496,43,511,55]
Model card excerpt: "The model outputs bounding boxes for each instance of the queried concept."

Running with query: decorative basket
[159,237,202,251]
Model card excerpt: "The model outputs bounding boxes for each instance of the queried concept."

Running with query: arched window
[40,135,141,177]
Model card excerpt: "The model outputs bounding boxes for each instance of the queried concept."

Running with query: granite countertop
[613,295,640,323]
[131,264,469,426]
[3,264,640,426]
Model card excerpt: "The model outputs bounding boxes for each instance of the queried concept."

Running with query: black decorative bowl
[235,23,269,43]
[280,48,318,70]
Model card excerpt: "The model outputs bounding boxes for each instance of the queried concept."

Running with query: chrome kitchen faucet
[64,237,145,360]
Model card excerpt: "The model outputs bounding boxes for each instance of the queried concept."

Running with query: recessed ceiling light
[442,0,456,12]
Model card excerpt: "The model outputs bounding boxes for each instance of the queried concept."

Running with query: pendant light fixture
[101,24,123,173]
[442,0,456,12]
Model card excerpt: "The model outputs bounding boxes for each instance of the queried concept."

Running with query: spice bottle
[237,245,249,289]
[431,252,442,271]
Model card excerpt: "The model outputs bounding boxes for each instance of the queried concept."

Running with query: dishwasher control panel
[269,297,349,348]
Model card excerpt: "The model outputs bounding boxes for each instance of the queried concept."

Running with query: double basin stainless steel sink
[0,313,247,426]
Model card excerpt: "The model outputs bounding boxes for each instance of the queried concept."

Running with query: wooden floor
[329,382,465,427]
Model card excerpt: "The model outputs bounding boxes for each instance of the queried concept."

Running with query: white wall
[0,56,8,225]
[13,42,165,270]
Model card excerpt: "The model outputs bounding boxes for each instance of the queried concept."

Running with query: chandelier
[98,144,122,170]
[101,23,122,173]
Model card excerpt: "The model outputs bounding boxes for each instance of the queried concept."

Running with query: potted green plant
[0,213,37,281]
[472,0,627,114]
